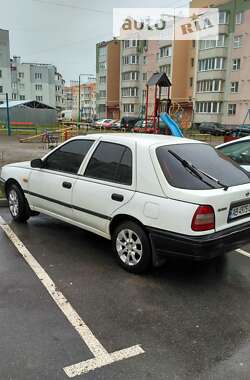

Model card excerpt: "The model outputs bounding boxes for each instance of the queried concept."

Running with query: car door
[71,139,136,236]
[27,139,94,219]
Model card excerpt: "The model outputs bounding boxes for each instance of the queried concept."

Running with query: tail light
[191,205,215,231]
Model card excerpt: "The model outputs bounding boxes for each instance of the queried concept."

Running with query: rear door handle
[111,193,124,202]
[62,181,72,189]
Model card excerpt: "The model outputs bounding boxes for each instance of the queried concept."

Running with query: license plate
[229,203,250,220]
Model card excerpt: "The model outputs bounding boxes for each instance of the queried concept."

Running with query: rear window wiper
[168,150,229,191]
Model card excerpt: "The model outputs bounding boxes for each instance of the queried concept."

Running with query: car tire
[112,221,152,274]
[7,184,30,223]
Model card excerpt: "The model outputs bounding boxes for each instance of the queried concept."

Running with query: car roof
[216,136,250,149]
[70,133,203,147]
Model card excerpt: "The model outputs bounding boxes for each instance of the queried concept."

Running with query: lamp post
[78,74,95,129]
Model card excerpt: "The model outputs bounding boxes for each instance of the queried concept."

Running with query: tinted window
[84,142,132,185]
[156,143,250,190]
[218,140,250,166]
[45,140,94,174]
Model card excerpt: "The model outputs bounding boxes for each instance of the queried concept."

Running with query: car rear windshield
[156,143,250,190]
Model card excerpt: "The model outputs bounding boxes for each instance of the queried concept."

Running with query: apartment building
[0,29,11,103]
[191,0,250,128]
[10,57,65,109]
[71,82,96,119]
[96,39,120,119]
[119,38,195,121]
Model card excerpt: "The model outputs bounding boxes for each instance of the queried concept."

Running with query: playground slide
[160,113,183,137]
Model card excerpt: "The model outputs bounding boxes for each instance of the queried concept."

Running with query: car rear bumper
[147,221,250,265]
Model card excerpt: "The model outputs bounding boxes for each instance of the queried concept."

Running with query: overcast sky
[0,0,188,84]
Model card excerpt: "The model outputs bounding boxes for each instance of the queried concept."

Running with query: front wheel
[7,184,30,223]
[112,221,152,274]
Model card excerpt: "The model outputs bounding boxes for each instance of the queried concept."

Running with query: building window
[160,45,172,58]
[18,72,24,79]
[231,82,239,93]
[228,104,236,115]
[197,79,223,93]
[198,57,225,71]
[159,64,171,76]
[219,11,228,25]
[99,76,106,83]
[122,40,138,48]
[190,77,193,87]
[99,90,106,98]
[199,34,226,50]
[35,73,42,79]
[233,35,243,48]
[191,58,194,67]
[143,56,147,64]
[143,73,147,81]
[20,95,25,100]
[122,55,139,65]
[192,40,196,48]
[121,87,138,97]
[122,71,139,81]
[19,83,25,90]
[196,101,222,113]
[123,104,135,113]
[35,84,42,91]
[232,58,241,71]
[36,96,43,102]
[99,62,106,70]
[0,86,3,93]
[0,70,2,78]
[236,12,244,25]
[12,93,17,100]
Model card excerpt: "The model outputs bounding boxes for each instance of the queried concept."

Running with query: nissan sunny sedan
[0,134,250,273]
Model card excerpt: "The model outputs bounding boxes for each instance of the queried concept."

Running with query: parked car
[199,123,225,136]
[216,136,250,173]
[94,119,113,129]
[1,134,250,274]
[112,120,121,130]
[120,116,139,131]
[102,119,114,129]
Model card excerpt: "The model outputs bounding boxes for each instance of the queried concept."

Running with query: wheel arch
[109,213,147,236]
[5,178,23,196]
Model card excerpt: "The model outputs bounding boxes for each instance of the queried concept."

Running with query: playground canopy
[147,72,172,87]
[0,100,57,125]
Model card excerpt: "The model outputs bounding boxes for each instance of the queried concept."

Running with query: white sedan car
[1,134,250,273]
[217,136,250,172]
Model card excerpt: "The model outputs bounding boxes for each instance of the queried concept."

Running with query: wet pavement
[0,207,250,380]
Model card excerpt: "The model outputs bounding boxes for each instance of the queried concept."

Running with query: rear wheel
[7,184,30,223]
[112,221,152,274]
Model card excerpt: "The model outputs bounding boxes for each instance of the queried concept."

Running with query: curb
[0,199,8,207]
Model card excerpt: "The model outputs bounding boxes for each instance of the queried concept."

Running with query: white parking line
[0,217,144,377]
[235,248,250,258]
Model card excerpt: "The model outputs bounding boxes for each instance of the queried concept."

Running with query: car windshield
[156,143,250,190]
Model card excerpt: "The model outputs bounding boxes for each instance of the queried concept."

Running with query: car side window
[84,141,132,185]
[219,141,250,166]
[45,140,94,174]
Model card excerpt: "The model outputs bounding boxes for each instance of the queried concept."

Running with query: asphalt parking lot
[1,206,250,380]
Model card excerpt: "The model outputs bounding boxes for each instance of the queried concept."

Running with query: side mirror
[31,158,44,168]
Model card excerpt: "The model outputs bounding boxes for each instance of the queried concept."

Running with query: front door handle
[111,193,124,202]
[62,181,72,189]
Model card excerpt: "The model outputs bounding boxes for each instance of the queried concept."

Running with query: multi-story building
[10,57,65,109]
[63,85,73,110]
[71,82,96,119]
[191,0,250,128]
[0,29,11,103]
[96,39,120,119]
